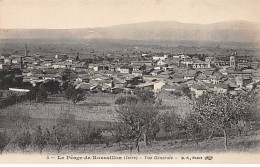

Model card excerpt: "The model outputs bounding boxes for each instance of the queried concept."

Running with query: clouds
[0,0,259,29]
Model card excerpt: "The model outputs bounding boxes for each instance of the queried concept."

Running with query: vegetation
[33,126,50,153]
[16,131,32,151]
[65,84,85,105]
[193,92,258,150]
[0,80,259,154]
[0,131,10,154]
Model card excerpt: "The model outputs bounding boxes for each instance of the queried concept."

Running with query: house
[153,54,168,60]
[0,56,4,63]
[55,54,68,60]
[66,58,74,63]
[0,64,10,70]
[132,70,143,77]
[93,65,110,71]
[205,57,215,62]
[227,71,252,78]
[135,82,155,91]
[223,78,238,91]
[183,70,199,80]
[113,78,127,88]
[161,84,176,92]
[118,65,133,74]
[190,84,207,98]
[163,65,174,71]
[131,60,153,66]
[191,61,211,69]
[157,60,167,66]
[154,81,165,92]
[235,76,252,87]
[150,69,162,76]
[179,54,190,60]
[213,83,229,93]
[209,71,227,84]
[76,83,92,91]
[132,65,141,71]
[180,58,193,67]
[4,57,11,64]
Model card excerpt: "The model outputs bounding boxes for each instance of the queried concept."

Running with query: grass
[0,92,194,129]
[2,130,260,154]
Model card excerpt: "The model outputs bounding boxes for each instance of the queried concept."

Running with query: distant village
[1,44,260,99]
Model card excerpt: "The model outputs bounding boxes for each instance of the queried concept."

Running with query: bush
[33,126,50,153]
[0,131,10,154]
[50,111,81,152]
[16,131,32,151]
[115,96,138,105]
[79,123,102,144]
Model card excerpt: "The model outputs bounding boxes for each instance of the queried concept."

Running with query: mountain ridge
[1,20,260,43]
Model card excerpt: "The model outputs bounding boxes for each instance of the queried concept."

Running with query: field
[0,91,192,130]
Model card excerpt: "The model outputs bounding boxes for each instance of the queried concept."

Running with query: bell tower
[230,56,236,68]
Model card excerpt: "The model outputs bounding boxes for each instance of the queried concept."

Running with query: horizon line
[0,19,258,30]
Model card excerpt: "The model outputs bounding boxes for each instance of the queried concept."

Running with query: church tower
[230,56,236,68]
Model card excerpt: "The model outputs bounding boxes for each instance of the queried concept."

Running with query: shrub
[115,96,138,105]
[16,131,32,151]
[0,131,10,154]
[33,126,50,153]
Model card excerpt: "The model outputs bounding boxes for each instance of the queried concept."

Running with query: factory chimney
[25,44,28,57]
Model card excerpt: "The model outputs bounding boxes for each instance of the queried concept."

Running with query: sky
[0,0,260,29]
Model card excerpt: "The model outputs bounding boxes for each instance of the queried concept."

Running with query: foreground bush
[16,131,32,151]
[33,126,50,153]
[0,131,10,154]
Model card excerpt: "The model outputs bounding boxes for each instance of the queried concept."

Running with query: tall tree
[115,100,160,152]
[193,92,255,150]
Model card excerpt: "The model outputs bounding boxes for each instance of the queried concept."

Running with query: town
[1,44,260,98]
[0,42,260,154]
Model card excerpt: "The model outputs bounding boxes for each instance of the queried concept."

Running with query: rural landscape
[1,30,260,154]
[1,0,260,158]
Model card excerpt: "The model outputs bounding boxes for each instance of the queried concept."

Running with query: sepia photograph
[0,0,260,164]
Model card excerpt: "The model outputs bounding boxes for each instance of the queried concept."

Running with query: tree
[180,113,203,145]
[193,92,254,151]
[65,84,85,105]
[33,126,50,153]
[161,111,181,139]
[181,85,193,99]
[61,69,76,82]
[133,89,156,103]
[115,101,160,152]
[76,53,80,61]
[36,87,48,104]
[27,86,38,103]
[0,131,10,154]
[41,80,61,94]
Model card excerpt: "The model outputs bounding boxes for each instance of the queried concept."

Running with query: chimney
[25,44,28,57]
[20,56,23,70]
